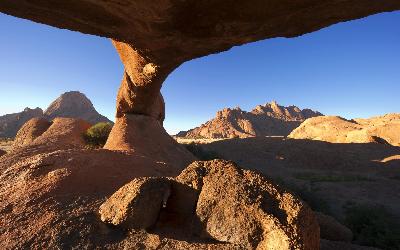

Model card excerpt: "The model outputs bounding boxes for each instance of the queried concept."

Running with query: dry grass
[0,138,13,152]
[174,137,227,144]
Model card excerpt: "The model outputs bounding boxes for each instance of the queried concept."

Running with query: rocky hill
[289,113,400,146]
[0,91,111,138]
[0,107,43,138]
[177,101,323,138]
[44,91,111,124]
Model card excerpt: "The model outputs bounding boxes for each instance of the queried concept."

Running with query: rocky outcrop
[316,212,353,242]
[1,144,320,249]
[289,114,400,146]
[99,177,171,229]
[11,117,91,151]
[178,101,322,138]
[104,114,195,169]
[1,2,399,249]
[178,160,320,249]
[1,1,399,121]
[12,118,52,149]
[0,149,6,157]
[0,141,179,249]
[32,118,91,149]
[44,91,112,124]
[0,107,43,138]
[0,91,111,139]
[1,1,398,171]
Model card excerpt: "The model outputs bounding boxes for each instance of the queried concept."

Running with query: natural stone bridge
[1,1,399,154]
[1,2,400,249]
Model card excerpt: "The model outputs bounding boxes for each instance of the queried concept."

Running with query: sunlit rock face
[289,114,400,146]
[1,0,399,119]
[44,91,112,124]
[177,101,323,139]
[104,114,195,170]
[0,2,399,249]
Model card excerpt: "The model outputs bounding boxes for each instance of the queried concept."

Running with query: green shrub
[83,122,113,148]
[184,143,221,161]
[344,203,400,249]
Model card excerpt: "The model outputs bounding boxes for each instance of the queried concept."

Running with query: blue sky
[0,11,399,134]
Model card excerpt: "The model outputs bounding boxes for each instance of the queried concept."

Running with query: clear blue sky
[0,11,399,134]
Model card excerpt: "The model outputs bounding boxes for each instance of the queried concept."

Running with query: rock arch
[1,1,399,153]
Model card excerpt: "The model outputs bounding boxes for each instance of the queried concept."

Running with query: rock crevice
[99,160,320,249]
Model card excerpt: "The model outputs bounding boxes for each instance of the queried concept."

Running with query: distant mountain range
[0,91,112,138]
[176,101,323,139]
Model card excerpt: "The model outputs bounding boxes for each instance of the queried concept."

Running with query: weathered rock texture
[177,101,322,138]
[33,118,91,148]
[1,146,319,249]
[1,1,399,119]
[12,117,52,149]
[1,2,400,249]
[166,160,320,249]
[44,91,112,124]
[99,177,171,229]
[289,114,400,146]
[11,117,91,152]
[0,142,180,249]
[0,149,6,157]
[104,114,195,169]
[0,107,43,138]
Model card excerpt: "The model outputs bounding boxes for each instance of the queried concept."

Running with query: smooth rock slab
[99,177,171,229]
[12,117,51,149]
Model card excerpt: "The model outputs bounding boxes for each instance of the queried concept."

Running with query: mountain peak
[0,91,112,138]
[177,101,323,139]
[44,91,111,124]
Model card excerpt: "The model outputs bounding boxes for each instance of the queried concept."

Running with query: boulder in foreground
[100,160,320,249]
[177,160,320,249]
[99,177,170,229]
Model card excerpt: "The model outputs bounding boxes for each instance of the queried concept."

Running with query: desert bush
[184,143,221,161]
[83,122,113,148]
[344,203,400,249]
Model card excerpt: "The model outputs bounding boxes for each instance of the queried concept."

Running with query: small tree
[83,122,113,148]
